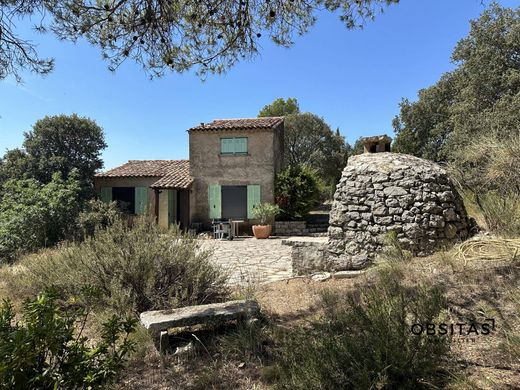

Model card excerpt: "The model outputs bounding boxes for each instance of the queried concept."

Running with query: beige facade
[94,117,284,232]
[189,127,284,227]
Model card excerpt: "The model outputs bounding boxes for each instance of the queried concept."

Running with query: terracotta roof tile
[150,166,193,189]
[95,160,192,189]
[189,117,284,132]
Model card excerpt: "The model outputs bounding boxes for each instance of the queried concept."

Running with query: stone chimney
[360,135,392,153]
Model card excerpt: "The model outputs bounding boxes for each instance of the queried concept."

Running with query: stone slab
[332,270,366,279]
[140,300,260,331]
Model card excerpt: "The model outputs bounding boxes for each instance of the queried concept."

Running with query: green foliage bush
[393,4,520,201]
[0,290,136,389]
[252,203,280,225]
[76,199,120,239]
[272,266,449,389]
[0,172,82,263]
[275,165,321,220]
[13,217,229,314]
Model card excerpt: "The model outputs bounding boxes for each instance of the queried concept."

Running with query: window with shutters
[220,137,248,155]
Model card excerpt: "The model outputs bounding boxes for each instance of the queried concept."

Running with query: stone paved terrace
[201,237,294,285]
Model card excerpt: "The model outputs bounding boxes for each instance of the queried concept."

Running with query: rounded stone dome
[327,152,471,270]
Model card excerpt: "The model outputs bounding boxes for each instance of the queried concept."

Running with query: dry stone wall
[328,153,471,270]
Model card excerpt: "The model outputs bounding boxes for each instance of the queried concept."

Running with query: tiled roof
[95,160,192,189]
[150,169,193,189]
[189,117,284,132]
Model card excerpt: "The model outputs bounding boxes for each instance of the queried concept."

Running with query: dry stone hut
[327,138,471,270]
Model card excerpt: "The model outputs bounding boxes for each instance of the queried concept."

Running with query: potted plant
[252,202,280,239]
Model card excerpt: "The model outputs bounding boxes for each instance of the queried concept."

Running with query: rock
[372,204,389,216]
[140,300,260,332]
[443,208,458,222]
[444,223,458,239]
[333,270,365,279]
[174,341,194,355]
[311,272,331,282]
[384,186,408,196]
[351,254,369,269]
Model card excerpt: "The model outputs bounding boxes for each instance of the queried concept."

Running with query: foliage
[285,113,350,190]
[258,97,300,117]
[76,199,120,239]
[351,137,365,155]
[0,289,136,389]
[275,165,321,220]
[13,217,229,314]
[0,114,107,200]
[252,203,280,225]
[0,172,82,263]
[272,266,449,389]
[475,192,520,237]
[1,1,399,81]
[393,3,520,195]
[259,98,350,195]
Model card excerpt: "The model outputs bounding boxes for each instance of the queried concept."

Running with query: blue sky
[0,0,517,170]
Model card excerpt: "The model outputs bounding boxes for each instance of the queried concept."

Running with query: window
[110,187,148,215]
[112,187,135,214]
[220,137,247,155]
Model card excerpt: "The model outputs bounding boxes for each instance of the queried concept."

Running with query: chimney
[360,135,392,153]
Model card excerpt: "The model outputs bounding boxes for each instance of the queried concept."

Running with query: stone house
[93,117,284,230]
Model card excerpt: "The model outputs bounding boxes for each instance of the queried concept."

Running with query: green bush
[76,199,120,239]
[275,165,321,220]
[0,172,82,263]
[272,266,450,389]
[13,217,229,313]
[476,191,520,237]
[252,203,280,225]
[0,290,136,389]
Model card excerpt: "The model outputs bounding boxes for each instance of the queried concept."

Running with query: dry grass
[2,237,520,389]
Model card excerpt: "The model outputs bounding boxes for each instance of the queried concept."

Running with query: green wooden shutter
[220,138,234,154]
[208,184,221,219]
[247,185,261,219]
[134,187,148,215]
[100,187,112,203]
[235,137,247,154]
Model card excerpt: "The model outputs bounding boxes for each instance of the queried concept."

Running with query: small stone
[333,270,365,279]
[311,272,331,282]
[443,208,458,222]
[445,223,457,238]
[384,186,408,196]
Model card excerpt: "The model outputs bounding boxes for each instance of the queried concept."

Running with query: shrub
[476,191,520,237]
[13,217,229,314]
[252,203,280,225]
[275,165,321,220]
[76,199,120,239]
[272,266,450,389]
[0,172,82,263]
[0,290,136,389]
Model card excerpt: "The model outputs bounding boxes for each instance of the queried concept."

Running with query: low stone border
[274,220,328,236]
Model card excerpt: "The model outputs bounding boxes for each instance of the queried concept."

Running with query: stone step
[140,300,260,332]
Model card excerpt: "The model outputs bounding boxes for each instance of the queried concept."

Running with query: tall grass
[9,217,229,314]
[476,191,520,237]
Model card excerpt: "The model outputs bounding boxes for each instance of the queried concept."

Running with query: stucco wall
[189,127,283,226]
[93,176,157,214]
